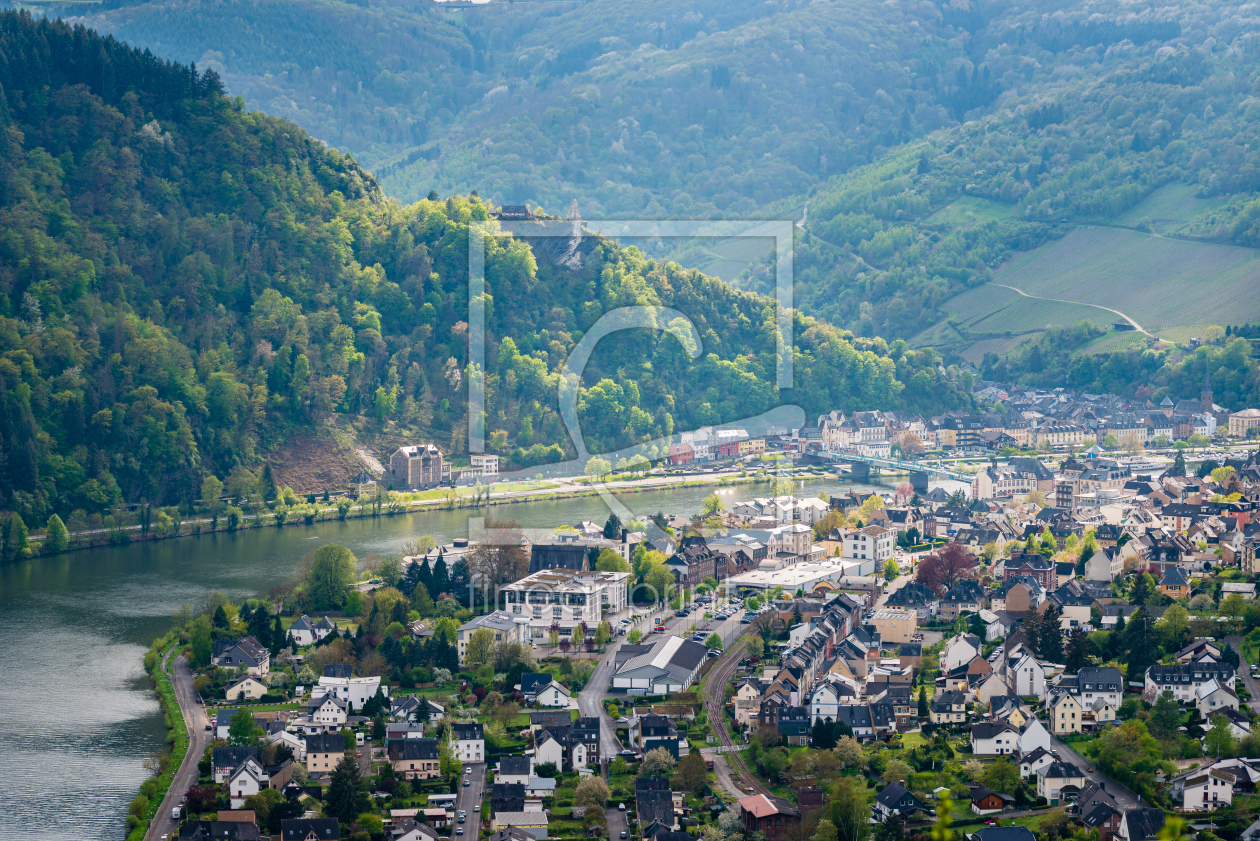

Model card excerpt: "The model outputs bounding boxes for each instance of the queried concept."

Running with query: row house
[1144,662,1237,703]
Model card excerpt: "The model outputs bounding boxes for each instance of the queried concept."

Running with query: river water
[0,475,960,839]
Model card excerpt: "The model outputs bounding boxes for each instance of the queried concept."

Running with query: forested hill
[730,0,1260,408]
[69,0,1004,215]
[0,12,973,534]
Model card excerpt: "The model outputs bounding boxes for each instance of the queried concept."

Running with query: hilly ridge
[0,11,973,534]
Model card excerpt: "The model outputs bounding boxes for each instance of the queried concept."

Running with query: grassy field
[924,195,1014,229]
[993,226,1260,331]
[1109,183,1234,235]
[944,283,1100,335]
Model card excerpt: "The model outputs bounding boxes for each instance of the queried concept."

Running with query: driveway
[1046,734,1140,810]
[606,803,630,841]
[145,651,210,841]
[457,763,486,841]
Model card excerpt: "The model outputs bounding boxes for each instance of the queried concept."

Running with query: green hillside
[70,0,1028,218]
[0,11,974,535]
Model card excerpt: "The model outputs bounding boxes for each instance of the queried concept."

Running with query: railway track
[701,637,772,798]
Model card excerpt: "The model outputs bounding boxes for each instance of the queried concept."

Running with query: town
[138,403,1260,841]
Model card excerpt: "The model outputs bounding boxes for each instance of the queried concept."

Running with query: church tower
[1202,366,1214,413]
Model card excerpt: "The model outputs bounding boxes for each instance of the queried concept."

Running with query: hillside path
[986,281,1169,343]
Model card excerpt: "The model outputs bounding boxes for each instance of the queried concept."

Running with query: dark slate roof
[212,746,258,767]
[1122,808,1166,841]
[971,722,1015,740]
[520,673,553,695]
[305,733,344,754]
[324,664,352,678]
[388,738,439,761]
[529,711,571,729]
[499,756,531,777]
[452,723,485,740]
[875,782,926,812]
[280,819,340,840]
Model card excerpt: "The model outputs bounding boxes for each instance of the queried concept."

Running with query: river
[0,474,961,839]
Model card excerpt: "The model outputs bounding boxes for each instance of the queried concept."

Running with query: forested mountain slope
[72,0,1022,215]
[724,0,1260,406]
[0,12,973,531]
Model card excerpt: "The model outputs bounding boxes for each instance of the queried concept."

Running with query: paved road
[606,803,630,841]
[145,651,210,841]
[1047,733,1140,810]
[577,597,745,761]
[457,762,486,841]
[1224,635,1258,714]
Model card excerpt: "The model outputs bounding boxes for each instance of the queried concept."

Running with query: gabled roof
[971,721,1015,740]
[874,782,927,812]
[1160,567,1190,586]
[306,733,345,754]
[738,793,799,819]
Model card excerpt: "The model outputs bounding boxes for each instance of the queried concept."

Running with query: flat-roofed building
[868,608,917,643]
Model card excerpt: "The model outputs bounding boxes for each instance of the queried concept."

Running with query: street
[1226,635,1260,714]
[145,651,210,841]
[457,762,486,841]
[576,596,749,762]
[605,803,629,841]
[1046,733,1140,809]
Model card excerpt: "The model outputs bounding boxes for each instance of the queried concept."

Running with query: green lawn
[1003,809,1064,831]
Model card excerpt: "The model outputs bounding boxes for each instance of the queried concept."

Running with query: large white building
[500,568,631,641]
[842,525,895,576]
[726,557,863,594]
[313,674,387,710]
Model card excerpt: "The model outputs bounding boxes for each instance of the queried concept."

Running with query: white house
[308,695,349,730]
[497,756,533,785]
[534,730,566,769]
[452,723,485,763]
[267,729,305,760]
[1019,747,1054,780]
[872,782,928,823]
[1196,679,1241,718]
[534,682,571,709]
[314,674,385,711]
[1012,653,1046,698]
[287,615,338,646]
[942,633,982,672]
[810,683,848,724]
[842,525,896,576]
[1181,768,1235,812]
[1083,547,1123,582]
[227,757,269,808]
[975,673,1011,706]
[971,722,1018,756]
[1017,719,1052,755]
[1145,662,1237,703]
[1037,761,1088,806]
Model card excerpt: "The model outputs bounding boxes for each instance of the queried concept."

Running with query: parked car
[464,779,470,787]
[618,803,626,811]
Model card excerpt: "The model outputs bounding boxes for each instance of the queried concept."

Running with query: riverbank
[15,468,832,562]
[127,634,189,841]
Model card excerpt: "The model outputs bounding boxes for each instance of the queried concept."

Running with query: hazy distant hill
[71,0,1012,216]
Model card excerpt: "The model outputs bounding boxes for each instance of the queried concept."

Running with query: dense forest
[0,12,974,536]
